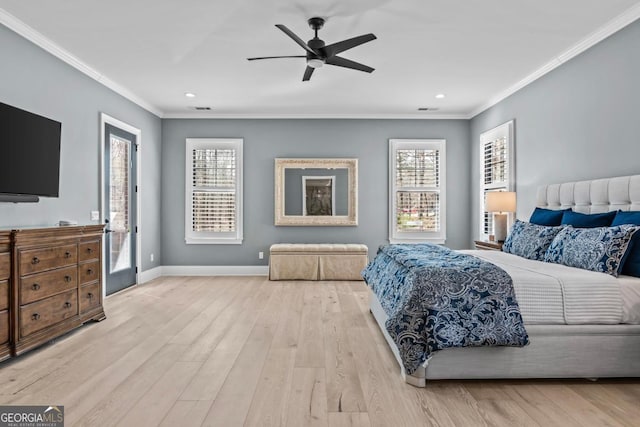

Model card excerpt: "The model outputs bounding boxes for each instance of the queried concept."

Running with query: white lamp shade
[486,191,516,213]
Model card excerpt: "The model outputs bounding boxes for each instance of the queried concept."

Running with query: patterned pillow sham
[502,220,565,261]
[544,224,640,276]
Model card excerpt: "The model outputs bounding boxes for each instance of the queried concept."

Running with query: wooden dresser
[3,225,105,357]
[0,231,10,362]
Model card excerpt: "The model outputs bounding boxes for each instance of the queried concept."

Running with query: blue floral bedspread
[362,244,529,375]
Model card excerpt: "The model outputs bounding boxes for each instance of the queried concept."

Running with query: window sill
[185,238,243,245]
[389,238,445,245]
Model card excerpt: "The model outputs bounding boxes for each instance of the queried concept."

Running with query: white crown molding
[0,8,163,118]
[162,265,269,276]
[161,112,469,120]
[469,4,640,119]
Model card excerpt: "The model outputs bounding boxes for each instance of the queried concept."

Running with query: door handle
[104,218,112,233]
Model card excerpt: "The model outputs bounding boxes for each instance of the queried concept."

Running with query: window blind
[191,148,236,232]
[395,149,441,233]
[479,121,514,239]
[185,138,243,244]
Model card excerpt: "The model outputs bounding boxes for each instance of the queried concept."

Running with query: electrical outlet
[90,211,100,221]
[150,253,154,262]
[258,251,264,259]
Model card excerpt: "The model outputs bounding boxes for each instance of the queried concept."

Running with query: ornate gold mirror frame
[274,158,358,226]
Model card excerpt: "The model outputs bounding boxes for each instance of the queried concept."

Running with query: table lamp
[486,191,516,242]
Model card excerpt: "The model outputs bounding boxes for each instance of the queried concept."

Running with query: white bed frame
[370,174,640,387]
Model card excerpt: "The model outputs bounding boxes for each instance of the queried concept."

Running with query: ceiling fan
[247,17,376,81]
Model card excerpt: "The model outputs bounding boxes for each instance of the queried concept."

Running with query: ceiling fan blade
[302,66,314,81]
[247,55,306,61]
[325,56,374,73]
[275,24,317,55]
[324,34,376,57]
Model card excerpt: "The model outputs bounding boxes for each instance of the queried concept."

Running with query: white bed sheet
[460,250,640,325]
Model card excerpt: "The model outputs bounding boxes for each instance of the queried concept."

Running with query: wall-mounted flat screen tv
[0,102,62,199]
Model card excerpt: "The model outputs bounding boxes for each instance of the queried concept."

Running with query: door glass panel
[109,135,131,273]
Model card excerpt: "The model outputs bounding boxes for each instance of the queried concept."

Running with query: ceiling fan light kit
[247,17,376,81]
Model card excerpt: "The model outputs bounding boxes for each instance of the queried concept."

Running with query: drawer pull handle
[64,302,72,308]
[87,269,93,275]
[31,257,40,265]
[64,251,72,258]
[87,292,94,299]
[31,283,41,290]
[87,248,93,253]
[31,313,40,321]
[64,275,72,283]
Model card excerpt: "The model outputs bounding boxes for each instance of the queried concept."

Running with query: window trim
[389,138,446,244]
[479,120,515,241]
[185,138,243,245]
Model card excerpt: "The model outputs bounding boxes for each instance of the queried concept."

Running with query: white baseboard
[160,265,269,277]
[138,266,163,284]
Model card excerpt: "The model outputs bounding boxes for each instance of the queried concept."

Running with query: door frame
[99,112,142,298]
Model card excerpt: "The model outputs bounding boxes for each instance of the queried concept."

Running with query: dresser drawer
[79,240,100,262]
[20,290,78,337]
[19,244,78,275]
[20,266,77,305]
[79,282,101,314]
[0,280,8,311]
[79,261,100,285]
[0,310,8,345]
[0,253,9,280]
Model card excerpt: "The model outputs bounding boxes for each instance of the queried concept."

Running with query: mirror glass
[275,159,358,226]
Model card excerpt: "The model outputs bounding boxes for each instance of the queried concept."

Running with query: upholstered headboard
[536,174,640,213]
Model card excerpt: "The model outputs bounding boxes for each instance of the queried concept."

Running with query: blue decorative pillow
[530,207,571,226]
[611,210,640,277]
[503,220,566,261]
[561,210,616,228]
[544,225,639,276]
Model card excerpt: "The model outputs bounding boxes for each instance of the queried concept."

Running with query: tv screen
[0,102,62,197]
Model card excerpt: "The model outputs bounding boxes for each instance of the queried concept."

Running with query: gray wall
[284,168,348,216]
[162,119,471,266]
[0,24,163,272]
[470,19,640,245]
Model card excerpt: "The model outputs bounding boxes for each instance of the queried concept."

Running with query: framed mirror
[275,158,358,226]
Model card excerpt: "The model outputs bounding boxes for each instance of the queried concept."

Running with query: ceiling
[0,0,639,118]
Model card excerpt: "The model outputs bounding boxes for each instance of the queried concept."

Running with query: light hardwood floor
[1,276,639,426]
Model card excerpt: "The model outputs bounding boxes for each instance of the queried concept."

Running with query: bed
[366,174,640,387]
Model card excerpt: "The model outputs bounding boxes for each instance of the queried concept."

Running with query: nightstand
[474,240,503,251]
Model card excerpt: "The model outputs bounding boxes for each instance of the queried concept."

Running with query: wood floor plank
[465,383,542,427]
[285,367,328,427]
[179,278,271,401]
[115,361,202,426]
[159,400,213,427]
[200,282,284,426]
[270,283,304,350]
[0,276,637,427]
[323,285,368,413]
[533,382,626,427]
[244,348,296,427]
[295,286,326,368]
[327,412,371,427]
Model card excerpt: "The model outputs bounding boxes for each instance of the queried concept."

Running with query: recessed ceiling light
[184,92,196,98]
[435,93,446,99]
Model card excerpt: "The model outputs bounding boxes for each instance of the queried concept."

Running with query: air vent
[189,106,212,111]
[417,107,439,111]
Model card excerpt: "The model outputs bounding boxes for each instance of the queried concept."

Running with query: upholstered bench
[269,243,368,281]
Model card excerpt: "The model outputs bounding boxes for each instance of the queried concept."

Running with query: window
[185,138,243,244]
[389,139,446,243]
[479,121,514,239]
